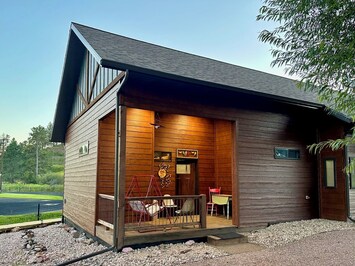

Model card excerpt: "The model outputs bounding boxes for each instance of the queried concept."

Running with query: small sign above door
[177,149,198,159]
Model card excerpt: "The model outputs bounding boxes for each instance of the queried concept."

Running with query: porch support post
[113,72,129,251]
[200,194,206,228]
[114,104,127,250]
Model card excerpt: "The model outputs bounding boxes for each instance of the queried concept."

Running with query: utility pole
[0,134,10,192]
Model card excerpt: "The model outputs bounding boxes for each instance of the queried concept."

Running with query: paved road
[0,198,63,215]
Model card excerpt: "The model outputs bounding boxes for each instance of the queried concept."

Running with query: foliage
[0,211,62,226]
[2,182,63,193]
[0,193,62,200]
[36,172,64,185]
[257,0,355,171]
[2,139,24,183]
[1,123,64,187]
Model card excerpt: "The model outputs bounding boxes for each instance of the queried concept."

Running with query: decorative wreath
[158,163,171,188]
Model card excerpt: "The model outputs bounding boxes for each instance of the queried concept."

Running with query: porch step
[207,232,248,246]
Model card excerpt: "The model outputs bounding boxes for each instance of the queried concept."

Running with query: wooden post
[115,104,127,250]
[200,194,206,228]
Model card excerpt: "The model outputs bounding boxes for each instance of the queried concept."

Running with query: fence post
[37,204,40,221]
[200,194,206,228]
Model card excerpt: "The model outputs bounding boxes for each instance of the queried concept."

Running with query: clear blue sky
[0,0,286,142]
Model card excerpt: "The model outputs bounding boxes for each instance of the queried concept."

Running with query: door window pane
[325,159,336,188]
[350,157,355,189]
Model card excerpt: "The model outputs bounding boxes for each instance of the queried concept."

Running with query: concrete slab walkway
[0,218,61,233]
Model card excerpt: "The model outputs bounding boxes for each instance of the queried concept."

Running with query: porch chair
[207,187,221,216]
[211,194,229,218]
[163,194,177,207]
[163,194,178,218]
[128,199,164,226]
[174,198,195,224]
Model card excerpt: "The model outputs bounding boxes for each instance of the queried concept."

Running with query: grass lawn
[0,193,63,201]
[0,211,62,226]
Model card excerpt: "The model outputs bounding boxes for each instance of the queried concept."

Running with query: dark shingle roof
[72,23,320,106]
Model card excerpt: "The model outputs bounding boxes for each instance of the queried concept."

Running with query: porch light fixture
[150,112,164,129]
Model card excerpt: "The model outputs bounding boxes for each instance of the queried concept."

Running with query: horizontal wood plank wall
[237,110,318,226]
[349,144,355,218]
[122,83,320,227]
[97,111,115,195]
[214,120,233,195]
[319,120,347,221]
[64,83,118,235]
[125,108,154,195]
[154,113,215,196]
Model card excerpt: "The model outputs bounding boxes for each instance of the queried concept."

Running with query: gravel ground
[0,219,354,265]
[187,229,355,266]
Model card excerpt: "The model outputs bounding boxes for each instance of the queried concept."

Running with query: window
[350,157,355,189]
[274,147,300,160]
[324,159,336,188]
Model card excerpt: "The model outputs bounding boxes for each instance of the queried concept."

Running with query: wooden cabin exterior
[52,23,354,249]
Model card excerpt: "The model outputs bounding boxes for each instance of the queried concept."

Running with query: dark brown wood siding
[348,144,355,218]
[319,119,347,221]
[237,109,318,226]
[121,79,320,227]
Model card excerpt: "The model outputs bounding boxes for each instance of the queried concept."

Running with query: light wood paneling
[97,111,115,195]
[154,113,216,197]
[64,82,119,235]
[125,108,154,194]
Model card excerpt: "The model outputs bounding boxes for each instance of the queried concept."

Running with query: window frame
[324,158,336,188]
[350,157,355,189]
[274,147,301,160]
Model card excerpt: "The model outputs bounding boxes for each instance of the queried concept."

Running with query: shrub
[2,182,63,193]
[36,172,64,185]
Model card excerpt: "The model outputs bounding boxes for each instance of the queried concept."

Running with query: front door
[176,160,198,195]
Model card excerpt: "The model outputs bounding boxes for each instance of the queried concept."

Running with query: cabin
[52,23,354,249]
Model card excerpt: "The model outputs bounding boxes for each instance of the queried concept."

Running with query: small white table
[212,194,232,219]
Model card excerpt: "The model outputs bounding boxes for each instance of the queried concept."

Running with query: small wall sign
[79,141,89,156]
[177,149,198,159]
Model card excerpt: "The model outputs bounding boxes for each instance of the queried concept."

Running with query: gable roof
[72,23,320,106]
[53,23,353,142]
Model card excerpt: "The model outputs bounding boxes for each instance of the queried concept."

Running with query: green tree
[0,134,10,191]
[257,0,355,170]
[28,125,50,178]
[2,139,24,183]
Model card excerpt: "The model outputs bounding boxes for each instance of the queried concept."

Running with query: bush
[51,164,64,173]
[36,172,64,185]
[2,182,63,193]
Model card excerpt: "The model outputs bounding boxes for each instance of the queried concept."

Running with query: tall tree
[257,0,355,169]
[28,125,49,178]
[2,139,23,183]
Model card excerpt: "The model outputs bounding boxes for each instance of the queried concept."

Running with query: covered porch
[95,107,237,247]
[96,193,234,246]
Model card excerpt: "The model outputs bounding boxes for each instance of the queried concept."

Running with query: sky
[0,0,287,143]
